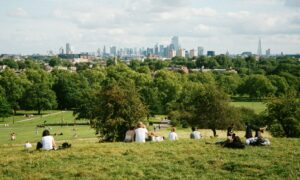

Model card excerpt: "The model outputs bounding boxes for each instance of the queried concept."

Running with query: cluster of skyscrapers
[57,36,272,60]
[58,37,206,60]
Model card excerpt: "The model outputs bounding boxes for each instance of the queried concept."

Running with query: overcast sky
[0,0,299,55]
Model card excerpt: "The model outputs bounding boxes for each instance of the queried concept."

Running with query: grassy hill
[0,138,299,179]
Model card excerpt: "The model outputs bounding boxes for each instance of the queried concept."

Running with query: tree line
[0,55,299,139]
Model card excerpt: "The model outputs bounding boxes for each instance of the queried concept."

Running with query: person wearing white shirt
[135,122,148,143]
[169,127,178,141]
[41,130,56,150]
[190,127,201,139]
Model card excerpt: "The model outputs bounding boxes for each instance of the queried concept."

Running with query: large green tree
[22,69,57,114]
[83,80,148,141]
[170,83,240,136]
[0,69,27,114]
[265,95,300,137]
[238,75,276,99]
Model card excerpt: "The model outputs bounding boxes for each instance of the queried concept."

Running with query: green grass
[230,101,266,114]
[0,108,299,179]
[0,138,299,179]
[0,110,96,145]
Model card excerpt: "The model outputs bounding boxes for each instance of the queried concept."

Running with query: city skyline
[0,0,300,55]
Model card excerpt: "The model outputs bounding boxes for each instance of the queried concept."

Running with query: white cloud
[0,0,299,54]
[7,8,28,17]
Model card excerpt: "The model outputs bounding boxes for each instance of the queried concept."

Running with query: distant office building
[171,36,180,51]
[207,51,215,57]
[59,47,64,55]
[190,49,197,57]
[66,43,71,54]
[159,45,164,56]
[147,48,154,56]
[266,48,271,57]
[177,48,185,57]
[185,50,189,58]
[97,48,101,57]
[154,44,159,55]
[103,46,106,55]
[168,49,176,58]
[257,38,262,57]
[198,47,204,56]
[110,46,117,56]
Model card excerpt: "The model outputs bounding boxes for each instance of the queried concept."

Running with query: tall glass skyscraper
[171,36,180,51]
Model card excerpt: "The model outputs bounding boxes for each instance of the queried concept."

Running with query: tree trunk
[212,128,217,137]
[38,109,41,115]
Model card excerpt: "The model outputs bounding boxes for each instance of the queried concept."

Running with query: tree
[265,95,300,137]
[154,70,183,113]
[0,87,12,121]
[268,75,289,96]
[82,80,148,141]
[238,75,276,99]
[216,74,241,95]
[0,69,27,114]
[49,57,62,67]
[170,83,240,136]
[22,69,57,114]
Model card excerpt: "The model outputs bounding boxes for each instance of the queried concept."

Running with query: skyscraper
[177,48,185,57]
[66,43,71,54]
[266,48,271,57]
[59,47,64,55]
[110,46,117,56]
[257,38,262,56]
[154,44,159,55]
[171,36,180,51]
[190,49,197,57]
[198,47,204,56]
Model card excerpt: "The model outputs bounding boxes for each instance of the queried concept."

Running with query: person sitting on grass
[11,132,16,141]
[124,126,135,142]
[169,127,178,141]
[134,122,148,143]
[227,124,234,139]
[190,127,202,139]
[223,133,245,149]
[37,130,57,150]
[246,128,270,146]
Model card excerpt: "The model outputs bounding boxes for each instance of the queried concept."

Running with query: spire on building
[257,38,262,56]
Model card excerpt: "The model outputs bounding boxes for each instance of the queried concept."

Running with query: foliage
[265,95,300,137]
[170,83,241,136]
[0,69,28,113]
[88,80,147,141]
[238,75,276,99]
[21,69,57,114]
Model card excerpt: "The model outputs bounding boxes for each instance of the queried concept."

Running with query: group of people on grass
[215,123,271,149]
[124,122,202,143]
[21,121,270,151]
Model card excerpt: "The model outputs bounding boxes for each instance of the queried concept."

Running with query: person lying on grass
[223,133,245,149]
[149,132,164,142]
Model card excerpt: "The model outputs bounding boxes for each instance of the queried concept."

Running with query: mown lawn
[0,138,299,179]
[230,101,266,114]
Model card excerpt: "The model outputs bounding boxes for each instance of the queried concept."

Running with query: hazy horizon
[0,0,300,55]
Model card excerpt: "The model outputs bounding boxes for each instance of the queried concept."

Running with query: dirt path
[16,111,65,123]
